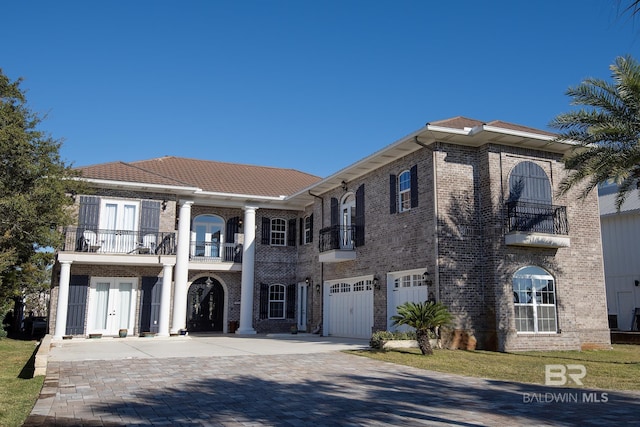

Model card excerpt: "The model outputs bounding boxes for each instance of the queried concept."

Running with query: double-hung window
[270,218,286,246]
[513,266,558,333]
[269,284,286,319]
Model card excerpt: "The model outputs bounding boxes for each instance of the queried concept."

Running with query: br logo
[545,364,586,386]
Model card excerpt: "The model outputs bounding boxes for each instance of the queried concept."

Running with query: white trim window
[270,218,286,246]
[398,170,411,212]
[513,266,558,333]
[269,284,286,319]
[304,215,312,244]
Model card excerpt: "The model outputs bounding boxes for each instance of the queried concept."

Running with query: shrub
[370,330,419,349]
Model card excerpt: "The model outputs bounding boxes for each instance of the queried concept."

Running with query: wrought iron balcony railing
[62,227,177,255]
[505,201,569,235]
[189,241,243,263]
[319,225,356,252]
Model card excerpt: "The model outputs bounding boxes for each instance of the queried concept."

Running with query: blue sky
[3,1,639,177]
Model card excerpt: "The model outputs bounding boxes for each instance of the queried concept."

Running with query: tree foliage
[0,69,79,305]
[391,301,453,355]
[550,55,640,210]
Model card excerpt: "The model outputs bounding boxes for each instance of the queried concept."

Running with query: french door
[100,200,139,253]
[88,278,137,335]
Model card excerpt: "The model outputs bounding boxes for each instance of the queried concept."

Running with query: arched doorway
[187,277,224,332]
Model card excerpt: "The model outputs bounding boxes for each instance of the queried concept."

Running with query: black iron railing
[319,225,356,252]
[505,201,569,235]
[62,227,177,255]
[189,241,243,263]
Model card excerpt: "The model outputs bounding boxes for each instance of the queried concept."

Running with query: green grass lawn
[350,344,640,391]
[0,338,45,427]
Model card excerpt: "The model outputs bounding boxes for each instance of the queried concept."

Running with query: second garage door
[324,277,373,339]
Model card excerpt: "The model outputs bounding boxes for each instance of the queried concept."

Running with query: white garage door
[387,271,429,331]
[325,278,373,338]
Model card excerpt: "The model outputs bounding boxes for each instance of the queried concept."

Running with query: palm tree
[549,55,640,210]
[391,301,453,355]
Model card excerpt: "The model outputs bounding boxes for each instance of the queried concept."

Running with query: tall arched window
[341,193,356,249]
[513,266,557,333]
[398,170,411,212]
[508,161,552,204]
[192,214,224,257]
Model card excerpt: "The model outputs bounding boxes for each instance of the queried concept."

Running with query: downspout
[308,190,325,333]
[414,137,440,302]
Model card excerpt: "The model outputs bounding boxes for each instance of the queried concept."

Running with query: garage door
[325,278,373,338]
[387,272,428,332]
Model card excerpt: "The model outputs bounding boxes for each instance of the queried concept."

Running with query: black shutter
[140,277,161,333]
[288,219,297,246]
[410,165,419,208]
[226,216,240,244]
[355,184,365,247]
[330,197,339,227]
[389,174,397,214]
[261,217,271,245]
[77,196,100,251]
[286,284,296,319]
[259,283,269,319]
[309,214,314,243]
[299,218,304,245]
[140,201,161,233]
[66,275,89,335]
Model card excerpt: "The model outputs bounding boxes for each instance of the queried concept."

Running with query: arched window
[341,194,356,249]
[269,284,286,319]
[513,266,557,333]
[508,161,552,204]
[398,170,411,212]
[192,215,224,257]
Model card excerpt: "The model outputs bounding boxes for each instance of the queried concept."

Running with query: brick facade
[50,121,611,352]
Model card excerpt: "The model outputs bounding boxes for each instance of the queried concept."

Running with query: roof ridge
[121,160,195,187]
[132,156,320,179]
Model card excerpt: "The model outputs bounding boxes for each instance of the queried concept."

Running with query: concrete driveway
[25,334,640,426]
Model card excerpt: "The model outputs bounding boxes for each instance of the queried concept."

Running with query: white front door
[88,278,137,335]
[297,283,308,332]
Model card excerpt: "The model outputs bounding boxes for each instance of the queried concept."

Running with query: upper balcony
[62,227,177,255]
[61,227,242,265]
[504,201,570,248]
[318,225,357,263]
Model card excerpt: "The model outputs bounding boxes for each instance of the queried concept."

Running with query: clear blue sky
[3,1,639,177]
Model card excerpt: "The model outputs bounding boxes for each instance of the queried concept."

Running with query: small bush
[370,330,418,349]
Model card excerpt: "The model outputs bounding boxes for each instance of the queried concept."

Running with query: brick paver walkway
[24,352,640,426]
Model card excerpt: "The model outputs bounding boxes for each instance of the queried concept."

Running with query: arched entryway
[187,277,224,332]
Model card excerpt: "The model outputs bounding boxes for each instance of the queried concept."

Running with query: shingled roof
[77,157,322,198]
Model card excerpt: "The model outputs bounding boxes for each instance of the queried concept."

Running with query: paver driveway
[24,335,640,426]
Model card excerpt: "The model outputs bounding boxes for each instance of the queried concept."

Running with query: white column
[54,261,72,339]
[237,206,257,334]
[171,200,193,334]
[157,263,174,337]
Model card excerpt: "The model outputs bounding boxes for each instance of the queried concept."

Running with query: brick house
[49,117,611,351]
